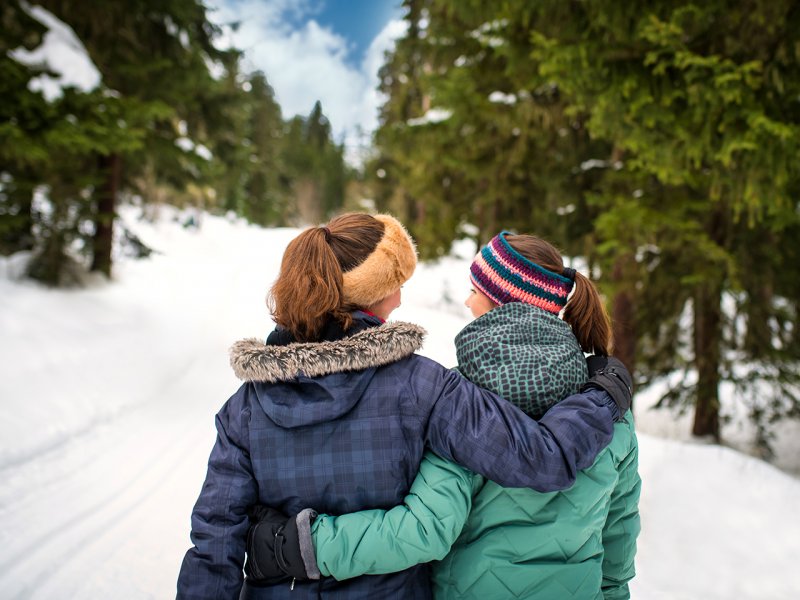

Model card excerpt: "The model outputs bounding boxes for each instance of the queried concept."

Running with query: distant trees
[0,0,348,284]
[369,0,800,449]
[283,101,347,224]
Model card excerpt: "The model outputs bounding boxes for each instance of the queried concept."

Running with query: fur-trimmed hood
[230,321,426,382]
[229,322,426,428]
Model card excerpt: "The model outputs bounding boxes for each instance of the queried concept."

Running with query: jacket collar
[230,321,426,382]
[265,310,384,347]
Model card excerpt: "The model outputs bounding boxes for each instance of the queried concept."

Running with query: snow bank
[9,4,101,101]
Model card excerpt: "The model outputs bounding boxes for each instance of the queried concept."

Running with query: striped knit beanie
[470,231,574,315]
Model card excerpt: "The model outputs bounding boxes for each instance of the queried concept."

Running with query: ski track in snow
[0,353,216,598]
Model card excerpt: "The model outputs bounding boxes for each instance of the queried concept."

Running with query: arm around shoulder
[312,451,477,579]
[417,357,620,492]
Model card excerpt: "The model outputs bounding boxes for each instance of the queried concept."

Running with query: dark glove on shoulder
[244,505,320,584]
[582,356,633,420]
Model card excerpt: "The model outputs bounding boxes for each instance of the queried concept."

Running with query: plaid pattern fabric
[178,352,618,599]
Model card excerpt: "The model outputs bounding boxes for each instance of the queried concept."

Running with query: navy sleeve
[177,388,258,600]
[412,357,618,492]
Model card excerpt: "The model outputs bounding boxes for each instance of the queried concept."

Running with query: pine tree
[370,0,601,257]
[0,2,52,257]
[528,0,800,442]
[280,101,347,225]
[34,0,229,277]
[2,1,151,284]
[243,72,285,225]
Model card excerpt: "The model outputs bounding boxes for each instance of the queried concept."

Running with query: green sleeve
[311,451,477,580]
[601,424,642,600]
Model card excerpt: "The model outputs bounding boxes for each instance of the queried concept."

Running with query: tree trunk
[692,281,722,440]
[91,153,121,277]
[475,191,497,244]
[691,205,726,440]
[0,176,35,255]
[293,178,320,225]
[414,197,426,226]
[606,146,637,377]
[744,230,774,356]
[611,256,637,375]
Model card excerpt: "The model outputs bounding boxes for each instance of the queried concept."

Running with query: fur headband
[342,214,417,308]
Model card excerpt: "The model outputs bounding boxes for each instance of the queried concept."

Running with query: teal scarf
[455,303,587,418]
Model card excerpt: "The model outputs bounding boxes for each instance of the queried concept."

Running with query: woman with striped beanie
[454,230,613,419]
[245,230,640,600]
[467,231,609,352]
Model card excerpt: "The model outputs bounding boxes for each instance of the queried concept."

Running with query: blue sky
[289,0,402,66]
[209,0,406,163]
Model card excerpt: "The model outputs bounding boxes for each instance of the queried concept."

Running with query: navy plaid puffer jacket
[177,319,619,600]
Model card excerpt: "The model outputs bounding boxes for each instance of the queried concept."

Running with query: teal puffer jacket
[311,305,641,599]
[433,415,639,599]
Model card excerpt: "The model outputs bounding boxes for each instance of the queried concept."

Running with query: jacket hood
[455,303,587,418]
[229,321,426,427]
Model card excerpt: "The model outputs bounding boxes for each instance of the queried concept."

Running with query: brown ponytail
[506,234,613,356]
[267,213,385,342]
[562,271,613,356]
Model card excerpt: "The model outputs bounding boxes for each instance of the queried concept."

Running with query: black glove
[244,506,320,584]
[581,356,633,420]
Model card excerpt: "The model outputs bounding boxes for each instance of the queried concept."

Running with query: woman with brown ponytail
[177,218,632,600]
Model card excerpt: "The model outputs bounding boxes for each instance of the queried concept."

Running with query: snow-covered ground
[1,205,799,599]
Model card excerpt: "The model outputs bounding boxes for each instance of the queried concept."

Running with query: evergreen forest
[1,0,349,282]
[2,0,799,451]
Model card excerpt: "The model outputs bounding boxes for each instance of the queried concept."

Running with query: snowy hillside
[1,205,799,599]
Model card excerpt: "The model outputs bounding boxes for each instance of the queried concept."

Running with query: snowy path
[1,208,800,599]
[0,210,292,598]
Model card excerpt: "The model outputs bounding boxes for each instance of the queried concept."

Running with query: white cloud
[208,1,405,165]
